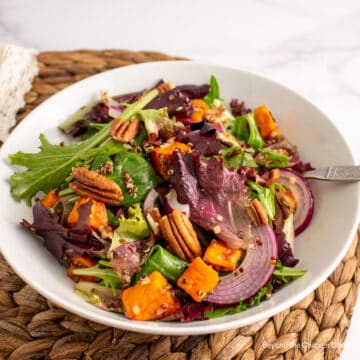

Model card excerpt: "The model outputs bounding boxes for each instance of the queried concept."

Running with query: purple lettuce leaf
[274,228,299,267]
[110,237,154,286]
[290,157,314,173]
[22,201,107,265]
[230,99,251,116]
[169,150,252,249]
[66,102,111,137]
[180,301,214,322]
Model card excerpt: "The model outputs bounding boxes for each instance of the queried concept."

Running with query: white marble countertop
[1,0,359,358]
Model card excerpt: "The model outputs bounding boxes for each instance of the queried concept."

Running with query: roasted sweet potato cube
[41,189,60,208]
[177,257,219,302]
[121,271,181,321]
[67,197,108,229]
[191,98,210,122]
[253,105,281,141]
[151,141,191,179]
[204,239,243,271]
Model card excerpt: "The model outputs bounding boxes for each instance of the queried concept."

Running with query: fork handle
[305,166,360,181]
[326,166,360,180]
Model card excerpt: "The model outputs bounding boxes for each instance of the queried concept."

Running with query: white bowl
[0,61,359,335]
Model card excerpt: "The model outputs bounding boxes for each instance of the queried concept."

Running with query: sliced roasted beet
[176,84,210,99]
[145,88,194,119]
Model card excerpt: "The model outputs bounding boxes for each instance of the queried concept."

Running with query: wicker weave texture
[0,49,359,360]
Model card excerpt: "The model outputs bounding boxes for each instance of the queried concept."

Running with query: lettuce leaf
[10,129,113,205]
[138,108,175,137]
[9,89,159,205]
[137,245,188,283]
[203,75,222,108]
[273,260,306,281]
[226,113,264,149]
[247,181,278,221]
[58,100,101,132]
[169,150,253,249]
[74,281,123,312]
[110,151,159,207]
[71,264,121,291]
[258,149,290,168]
[110,203,151,250]
[219,147,258,169]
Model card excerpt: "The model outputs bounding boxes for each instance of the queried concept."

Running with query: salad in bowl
[8,74,313,322]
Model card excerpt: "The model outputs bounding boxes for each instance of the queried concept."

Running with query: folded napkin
[0,43,39,143]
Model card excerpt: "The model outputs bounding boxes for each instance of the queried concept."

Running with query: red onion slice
[165,188,190,217]
[108,105,124,118]
[100,91,124,118]
[143,189,159,215]
[206,225,277,305]
[277,169,314,235]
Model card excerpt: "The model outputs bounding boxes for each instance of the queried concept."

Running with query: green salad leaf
[9,89,159,205]
[225,115,249,141]
[10,130,114,205]
[138,108,176,137]
[71,264,121,291]
[74,281,123,312]
[247,181,279,222]
[258,149,290,169]
[226,113,264,149]
[220,147,258,169]
[133,126,148,147]
[106,209,120,227]
[110,150,160,207]
[203,75,222,108]
[91,154,112,171]
[274,260,307,283]
[205,300,248,319]
[58,100,100,131]
[137,245,188,283]
[110,203,151,250]
[80,123,108,140]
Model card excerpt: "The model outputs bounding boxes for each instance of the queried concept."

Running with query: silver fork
[303,165,360,181]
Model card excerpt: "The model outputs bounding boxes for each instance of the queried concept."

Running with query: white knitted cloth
[0,44,39,142]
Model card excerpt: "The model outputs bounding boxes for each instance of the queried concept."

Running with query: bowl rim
[1,60,359,335]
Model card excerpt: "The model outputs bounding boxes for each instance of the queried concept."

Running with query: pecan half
[146,207,162,236]
[275,188,297,218]
[204,107,228,125]
[69,167,123,205]
[110,117,141,143]
[216,131,240,147]
[159,210,202,261]
[264,168,280,187]
[245,199,268,226]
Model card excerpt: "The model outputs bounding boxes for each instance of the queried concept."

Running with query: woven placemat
[0,49,359,360]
